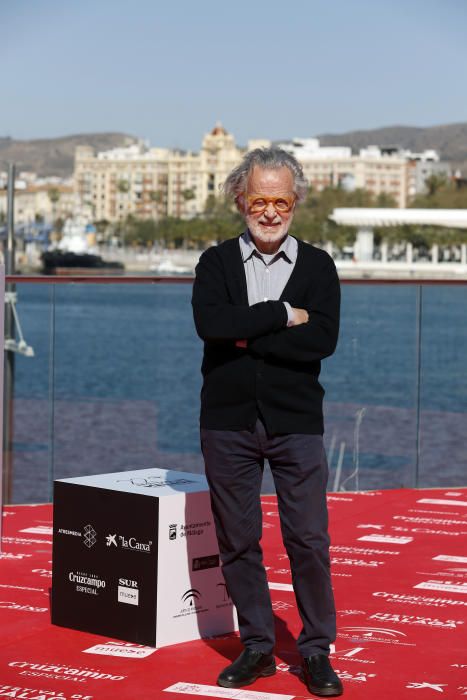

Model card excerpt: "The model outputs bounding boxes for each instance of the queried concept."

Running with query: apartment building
[73,127,450,220]
[277,139,449,208]
[0,179,76,225]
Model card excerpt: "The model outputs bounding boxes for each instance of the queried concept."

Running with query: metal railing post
[414,284,423,488]
[2,163,16,508]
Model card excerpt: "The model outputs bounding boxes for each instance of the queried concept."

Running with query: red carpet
[1,488,466,699]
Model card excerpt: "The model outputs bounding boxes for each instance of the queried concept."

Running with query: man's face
[239,165,296,253]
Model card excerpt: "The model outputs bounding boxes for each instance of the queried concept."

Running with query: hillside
[2,122,467,177]
[0,133,137,177]
[318,122,467,172]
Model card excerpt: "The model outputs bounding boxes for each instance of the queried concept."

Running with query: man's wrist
[283,302,294,327]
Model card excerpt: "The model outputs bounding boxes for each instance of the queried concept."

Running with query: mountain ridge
[2,123,467,177]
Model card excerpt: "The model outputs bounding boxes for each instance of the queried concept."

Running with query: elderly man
[192,148,342,697]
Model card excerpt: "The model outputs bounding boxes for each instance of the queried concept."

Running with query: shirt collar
[240,230,297,264]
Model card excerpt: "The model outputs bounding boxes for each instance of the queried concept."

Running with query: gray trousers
[201,419,336,657]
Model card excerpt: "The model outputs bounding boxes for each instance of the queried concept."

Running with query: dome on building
[211,121,228,136]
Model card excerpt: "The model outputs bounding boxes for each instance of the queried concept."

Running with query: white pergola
[329,208,467,229]
[329,208,467,263]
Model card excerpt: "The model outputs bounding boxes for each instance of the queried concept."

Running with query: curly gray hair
[223,147,308,202]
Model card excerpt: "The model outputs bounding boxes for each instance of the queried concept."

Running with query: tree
[117,180,130,193]
[424,173,448,197]
[47,187,61,227]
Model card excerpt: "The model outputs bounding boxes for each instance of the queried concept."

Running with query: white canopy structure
[329,208,467,229]
[327,208,467,270]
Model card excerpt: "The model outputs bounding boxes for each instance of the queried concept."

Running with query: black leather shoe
[302,655,343,697]
[217,649,276,688]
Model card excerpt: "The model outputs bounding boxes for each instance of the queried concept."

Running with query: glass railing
[4,276,467,503]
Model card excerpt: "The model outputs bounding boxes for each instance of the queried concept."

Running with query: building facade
[73,127,451,221]
[277,139,450,208]
[0,177,75,225]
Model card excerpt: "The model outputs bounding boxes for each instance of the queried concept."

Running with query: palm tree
[47,187,61,225]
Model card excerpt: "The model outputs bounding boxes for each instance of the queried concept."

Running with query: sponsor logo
[392,526,466,536]
[330,645,376,665]
[0,584,44,592]
[32,568,51,578]
[104,533,152,553]
[338,609,366,617]
[192,554,219,572]
[173,589,208,619]
[414,580,467,594]
[0,552,32,560]
[373,591,467,608]
[417,498,467,507]
[357,524,384,530]
[215,582,233,609]
[327,496,354,502]
[57,525,102,548]
[118,587,138,606]
[9,660,125,682]
[83,640,157,658]
[119,534,152,552]
[179,521,211,537]
[268,582,294,592]
[2,535,52,545]
[331,670,377,683]
[19,525,53,535]
[117,577,139,605]
[358,534,413,544]
[368,612,463,629]
[0,601,47,613]
[409,508,458,515]
[169,524,177,540]
[331,545,400,556]
[272,600,294,611]
[116,475,196,488]
[332,557,384,568]
[164,682,297,699]
[434,554,467,564]
[69,571,106,596]
[394,516,466,525]
[338,626,415,647]
[416,568,467,580]
[83,524,97,548]
[406,681,447,692]
[58,527,81,537]
[0,686,82,699]
[182,588,201,606]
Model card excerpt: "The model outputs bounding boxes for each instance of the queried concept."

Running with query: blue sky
[2,0,467,149]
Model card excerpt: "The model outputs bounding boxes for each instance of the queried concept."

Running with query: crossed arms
[192,247,340,364]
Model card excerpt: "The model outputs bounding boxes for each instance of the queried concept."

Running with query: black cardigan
[191,236,340,435]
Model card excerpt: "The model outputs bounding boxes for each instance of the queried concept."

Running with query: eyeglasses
[242,192,296,214]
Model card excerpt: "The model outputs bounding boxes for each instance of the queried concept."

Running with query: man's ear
[234,194,244,213]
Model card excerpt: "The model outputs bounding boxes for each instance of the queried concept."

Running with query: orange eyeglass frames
[242,193,297,214]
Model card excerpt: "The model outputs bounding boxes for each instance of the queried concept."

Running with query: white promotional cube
[52,467,237,647]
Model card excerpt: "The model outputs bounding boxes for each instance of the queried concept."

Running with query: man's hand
[289,308,309,326]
